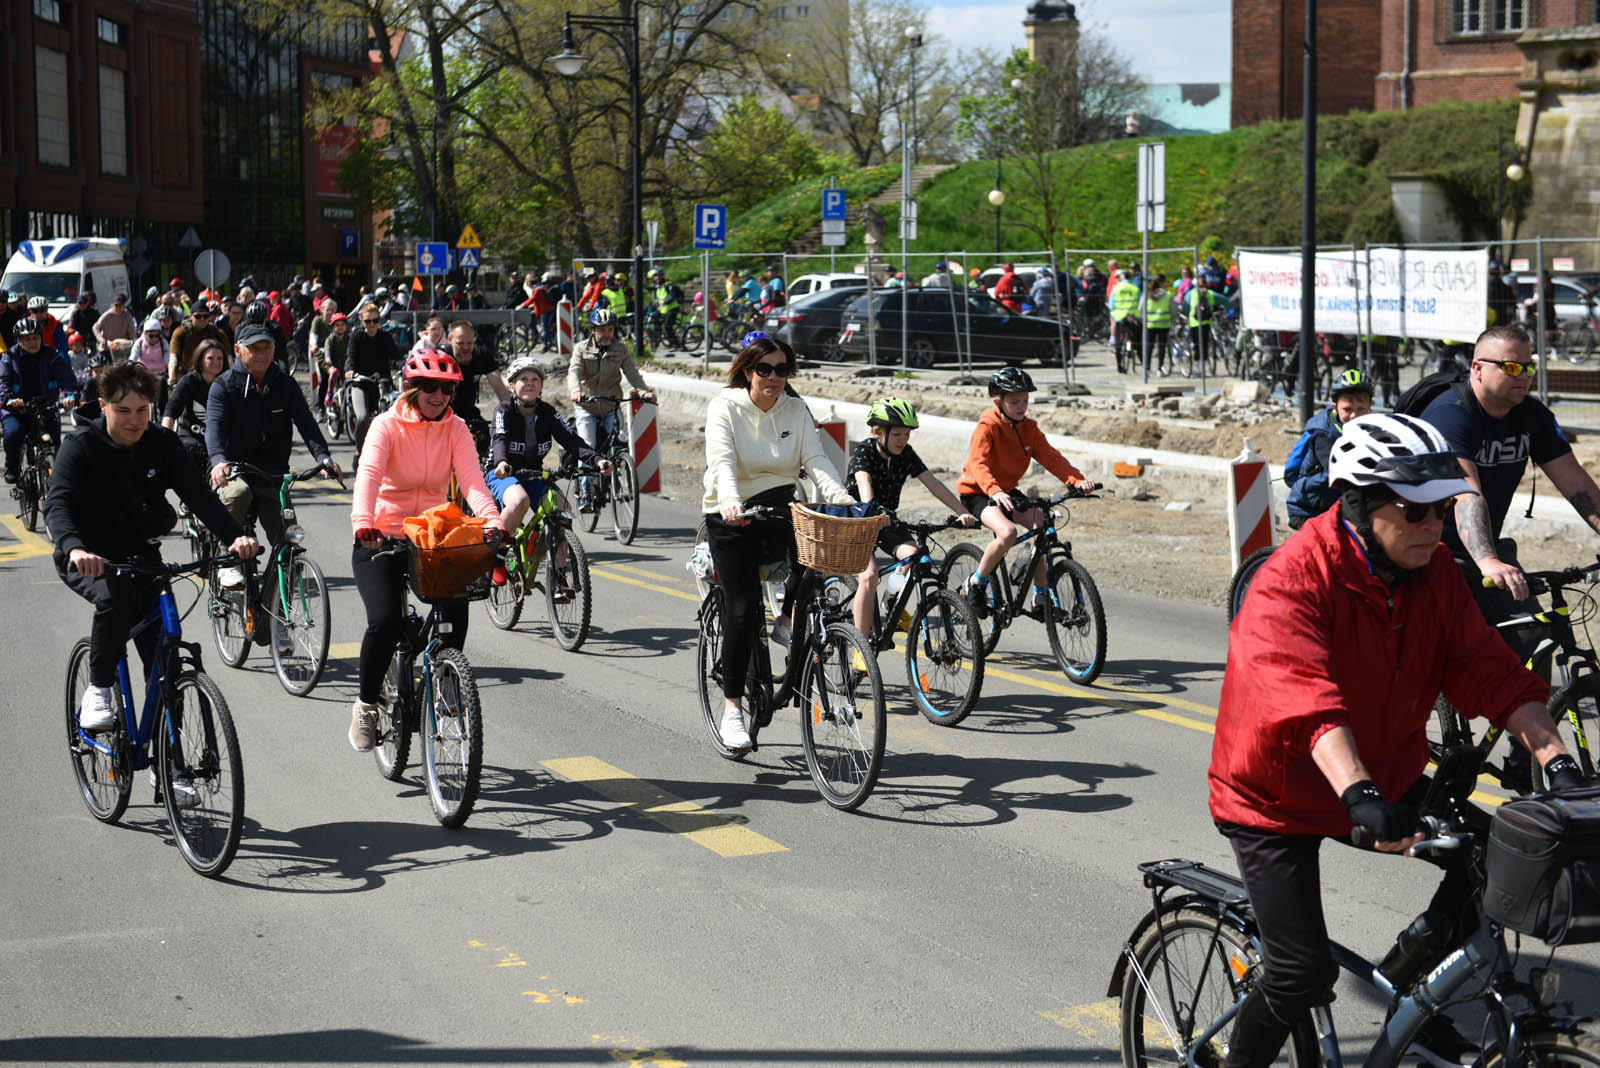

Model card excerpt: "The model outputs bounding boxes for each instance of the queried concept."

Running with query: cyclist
[25,295,71,359]
[169,300,224,383]
[47,361,259,735]
[92,292,138,356]
[446,319,507,448]
[702,335,852,751]
[1027,267,1056,317]
[1210,413,1583,1068]
[243,299,290,374]
[68,293,98,345]
[73,349,114,426]
[647,268,683,341]
[205,323,339,586]
[488,356,609,532]
[0,291,25,347]
[1183,280,1228,373]
[1109,269,1140,371]
[342,306,400,459]
[162,338,227,476]
[577,269,605,314]
[954,367,1098,616]
[599,271,631,321]
[1284,368,1374,530]
[348,350,503,752]
[567,307,656,510]
[1,318,76,484]
[846,396,976,636]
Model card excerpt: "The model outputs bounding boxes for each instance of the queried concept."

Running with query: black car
[836,286,1072,367]
[763,284,867,359]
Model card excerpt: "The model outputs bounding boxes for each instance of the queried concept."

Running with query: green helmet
[1331,368,1373,400]
[867,396,918,429]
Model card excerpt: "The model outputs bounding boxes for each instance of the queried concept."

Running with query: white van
[2,238,131,320]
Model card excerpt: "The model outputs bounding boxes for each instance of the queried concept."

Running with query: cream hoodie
[701,387,849,514]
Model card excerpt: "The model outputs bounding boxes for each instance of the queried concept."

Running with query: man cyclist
[647,268,683,342]
[169,299,225,383]
[446,319,507,449]
[205,322,339,587]
[1,318,76,484]
[567,307,656,511]
[1211,413,1584,1068]
[244,299,290,374]
[342,305,400,460]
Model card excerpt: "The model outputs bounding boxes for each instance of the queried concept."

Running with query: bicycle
[65,552,246,877]
[205,462,338,696]
[694,504,887,811]
[1112,759,1600,1068]
[483,468,593,651]
[370,536,492,828]
[643,306,703,352]
[562,394,648,545]
[322,372,393,444]
[820,514,988,726]
[1226,543,1278,623]
[10,397,60,532]
[939,488,1108,684]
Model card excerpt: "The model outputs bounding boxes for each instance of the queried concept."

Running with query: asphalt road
[2,453,1597,1067]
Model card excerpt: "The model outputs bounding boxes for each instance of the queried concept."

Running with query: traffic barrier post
[628,396,661,494]
[1227,437,1274,571]
[557,297,575,360]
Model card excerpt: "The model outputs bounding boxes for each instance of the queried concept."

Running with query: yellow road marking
[328,641,362,660]
[603,562,690,586]
[589,565,701,604]
[0,514,53,561]
[541,756,786,857]
[1038,1000,1121,1040]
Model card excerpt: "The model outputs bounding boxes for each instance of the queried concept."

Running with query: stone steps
[786,163,956,257]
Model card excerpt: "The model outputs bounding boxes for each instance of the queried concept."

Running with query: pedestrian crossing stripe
[0,515,53,562]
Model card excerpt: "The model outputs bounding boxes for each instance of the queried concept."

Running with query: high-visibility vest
[1186,287,1224,327]
[1143,291,1173,329]
[602,286,628,314]
[1110,281,1140,321]
[654,284,678,312]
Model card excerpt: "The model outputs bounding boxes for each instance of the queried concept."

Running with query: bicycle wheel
[422,645,483,828]
[210,582,251,668]
[697,588,745,760]
[799,621,886,811]
[323,394,345,441]
[269,554,330,696]
[1120,907,1291,1068]
[567,465,600,533]
[374,652,413,782]
[681,322,704,350]
[65,638,131,823]
[1548,673,1600,779]
[484,553,524,630]
[1485,1026,1600,1068]
[905,587,986,726]
[157,672,244,877]
[544,528,592,651]
[939,542,1003,656]
[1226,545,1277,624]
[1046,557,1107,684]
[609,453,640,545]
[22,464,42,532]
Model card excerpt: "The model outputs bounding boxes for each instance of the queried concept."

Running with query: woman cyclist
[162,338,226,476]
[347,349,503,753]
[846,396,975,636]
[955,367,1098,615]
[702,335,851,751]
[487,356,609,532]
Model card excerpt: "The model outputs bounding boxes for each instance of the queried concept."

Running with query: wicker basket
[407,540,495,603]
[789,502,887,576]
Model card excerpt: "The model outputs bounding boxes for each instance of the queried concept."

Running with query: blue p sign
[694,204,727,250]
[822,189,846,220]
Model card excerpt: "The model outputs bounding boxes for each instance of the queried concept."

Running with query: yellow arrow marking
[0,514,53,561]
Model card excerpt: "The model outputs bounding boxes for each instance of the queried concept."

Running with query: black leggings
[706,502,803,701]
[60,559,164,688]
[351,543,467,703]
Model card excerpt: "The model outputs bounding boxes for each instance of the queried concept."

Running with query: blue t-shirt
[1419,387,1570,553]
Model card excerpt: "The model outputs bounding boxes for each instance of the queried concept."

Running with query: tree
[675,97,824,216]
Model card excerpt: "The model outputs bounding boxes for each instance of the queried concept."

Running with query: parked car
[835,286,1073,367]
[763,283,867,359]
[1512,273,1596,328]
[788,272,868,299]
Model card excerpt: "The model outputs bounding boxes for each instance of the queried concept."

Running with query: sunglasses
[751,360,793,379]
[1477,358,1534,378]
[414,380,454,394]
[361,318,381,324]
[1390,498,1454,524]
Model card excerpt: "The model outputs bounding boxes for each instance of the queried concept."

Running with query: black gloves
[1341,780,1421,843]
[1544,754,1585,793]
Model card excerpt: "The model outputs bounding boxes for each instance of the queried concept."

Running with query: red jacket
[1209,507,1546,836]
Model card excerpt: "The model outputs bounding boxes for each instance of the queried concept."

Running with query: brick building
[1232,0,1380,128]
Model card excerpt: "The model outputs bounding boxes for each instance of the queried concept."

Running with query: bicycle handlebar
[76,551,243,579]
[1349,815,1467,856]
[577,393,656,405]
[228,460,343,488]
[879,506,970,535]
[1480,560,1600,593]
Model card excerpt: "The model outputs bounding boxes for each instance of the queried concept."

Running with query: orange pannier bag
[401,501,494,600]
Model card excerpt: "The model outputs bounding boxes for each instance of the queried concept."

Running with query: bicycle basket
[406,539,495,602]
[789,502,887,577]
[1483,785,1600,946]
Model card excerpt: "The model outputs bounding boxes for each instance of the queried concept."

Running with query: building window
[32,0,62,22]
[1449,0,1526,35]
[99,65,128,175]
[776,4,787,16]
[35,46,70,166]
[796,4,809,14]
[97,16,124,45]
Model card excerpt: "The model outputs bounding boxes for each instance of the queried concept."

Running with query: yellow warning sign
[456,224,483,249]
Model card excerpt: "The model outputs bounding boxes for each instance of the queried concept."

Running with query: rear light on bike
[491,565,508,586]
[284,524,307,544]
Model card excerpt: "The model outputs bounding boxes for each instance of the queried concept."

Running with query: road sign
[193,249,231,288]
[820,219,846,234]
[179,226,203,249]
[899,199,917,241]
[694,204,727,250]
[416,241,449,275]
[822,231,846,247]
[457,247,481,270]
[339,229,359,256]
[456,224,482,249]
[822,188,846,221]
[1136,142,1166,233]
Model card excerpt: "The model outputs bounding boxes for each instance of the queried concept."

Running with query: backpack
[1283,427,1318,485]
[1394,367,1470,418]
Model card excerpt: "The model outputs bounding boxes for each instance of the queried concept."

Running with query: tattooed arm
[1455,456,1527,600]
[1541,452,1600,537]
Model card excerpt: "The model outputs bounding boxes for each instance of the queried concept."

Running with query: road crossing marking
[588,564,701,604]
[541,756,787,857]
[0,514,53,562]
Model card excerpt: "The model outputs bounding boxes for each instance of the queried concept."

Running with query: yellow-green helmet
[1331,368,1373,400]
[867,396,918,429]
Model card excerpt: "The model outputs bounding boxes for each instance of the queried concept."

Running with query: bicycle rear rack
[1138,858,1251,908]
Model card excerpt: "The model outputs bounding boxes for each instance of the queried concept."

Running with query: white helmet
[505,355,544,382]
[1328,414,1475,503]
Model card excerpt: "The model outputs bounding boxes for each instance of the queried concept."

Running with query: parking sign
[694,204,726,250]
[822,189,846,220]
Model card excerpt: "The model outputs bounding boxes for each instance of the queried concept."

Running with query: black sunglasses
[1390,498,1454,524]
[751,360,793,379]
[361,317,381,324]
[414,380,454,394]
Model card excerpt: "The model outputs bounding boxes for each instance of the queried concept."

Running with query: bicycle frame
[981,518,1069,629]
[75,586,196,769]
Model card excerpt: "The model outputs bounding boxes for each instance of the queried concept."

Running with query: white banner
[1238,247,1488,342]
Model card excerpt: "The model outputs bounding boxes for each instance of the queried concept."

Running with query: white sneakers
[149,766,201,808]
[719,707,753,750]
[78,685,116,732]
[217,566,245,589]
[349,699,378,752]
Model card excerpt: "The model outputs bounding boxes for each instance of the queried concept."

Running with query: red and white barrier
[1227,437,1274,571]
[557,297,575,360]
[817,418,848,482]
[628,396,660,495]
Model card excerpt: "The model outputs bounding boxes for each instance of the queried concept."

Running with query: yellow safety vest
[1110,281,1141,321]
[1143,291,1172,329]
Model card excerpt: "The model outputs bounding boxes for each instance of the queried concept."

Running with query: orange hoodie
[957,405,1086,499]
[352,401,502,537]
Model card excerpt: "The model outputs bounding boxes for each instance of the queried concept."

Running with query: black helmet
[245,300,269,324]
[988,367,1035,397]
[1330,368,1373,400]
[15,318,41,338]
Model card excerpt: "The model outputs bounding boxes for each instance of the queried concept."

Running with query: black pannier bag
[1483,785,1600,946]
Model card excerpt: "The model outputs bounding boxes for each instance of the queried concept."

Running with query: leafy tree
[676,97,824,216]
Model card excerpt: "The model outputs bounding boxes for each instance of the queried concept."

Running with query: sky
[920,0,1232,85]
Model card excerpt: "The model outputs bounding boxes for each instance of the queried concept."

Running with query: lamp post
[986,78,1022,267]
[1495,130,1527,263]
[550,1,643,366]
[901,25,922,371]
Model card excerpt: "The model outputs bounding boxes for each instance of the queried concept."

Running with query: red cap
[268,290,281,300]
[329,312,347,323]
[169,276,183,288]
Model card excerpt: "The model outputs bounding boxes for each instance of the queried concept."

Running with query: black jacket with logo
[205,359,331,475]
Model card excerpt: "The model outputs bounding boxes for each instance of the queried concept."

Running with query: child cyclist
[847,396,976,635]
[1284,368,1374,530]
[486,356,610,533]
[955,367,1098,614]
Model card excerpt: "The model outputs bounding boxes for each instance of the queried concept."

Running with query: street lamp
[988,181,1005,264]
[550,3,643,365]
[1495,130,1527,262]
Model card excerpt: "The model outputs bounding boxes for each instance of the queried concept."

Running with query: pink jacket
[351,401,503,537]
